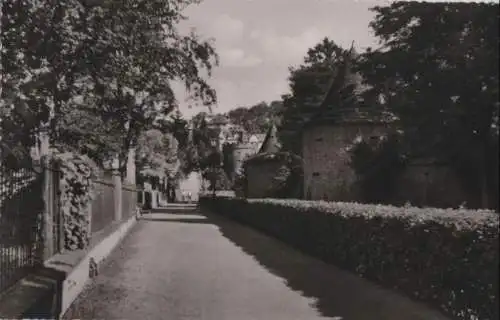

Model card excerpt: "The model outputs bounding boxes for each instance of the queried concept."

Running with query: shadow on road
[149,207,200,215]
[139,216,213,224]
[200,212,352,319]
[199,211,446,320]
[129,206,445,319]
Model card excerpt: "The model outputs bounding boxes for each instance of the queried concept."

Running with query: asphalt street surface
[63,205,449,320]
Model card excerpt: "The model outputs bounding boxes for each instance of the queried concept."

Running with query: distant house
[249,133,266,150]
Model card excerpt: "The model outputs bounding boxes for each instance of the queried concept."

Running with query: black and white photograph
[0,0,498,319]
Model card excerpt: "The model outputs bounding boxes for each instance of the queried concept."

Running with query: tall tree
[1,0,88,163]
[358,1,499,208]
[1,0,218,167]
[279,37,360,154]
[136,129,179,179]
[221,142,236,181]
[225,100,284,134]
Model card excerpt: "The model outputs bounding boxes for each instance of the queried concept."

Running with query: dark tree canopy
[357,1,499,208]
[280,38,361,154]
[225,100,284,134]
[1,0,218,167]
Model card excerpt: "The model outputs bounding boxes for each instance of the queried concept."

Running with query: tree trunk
[480,136,494,209]
[479,102,495,209]
[480,170,489,209]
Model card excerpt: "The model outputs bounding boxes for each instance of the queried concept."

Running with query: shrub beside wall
[200,197,499,320]
[53,152,96,250]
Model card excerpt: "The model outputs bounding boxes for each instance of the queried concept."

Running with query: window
[312,172,320,177]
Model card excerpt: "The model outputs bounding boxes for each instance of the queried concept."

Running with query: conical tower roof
[258,124,281,154]
[305,43,388,126]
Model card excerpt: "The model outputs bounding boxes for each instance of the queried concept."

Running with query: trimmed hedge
[199,197,499,320]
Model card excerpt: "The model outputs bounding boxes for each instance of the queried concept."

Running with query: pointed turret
[258,124,281,154]
[319,42,357,110]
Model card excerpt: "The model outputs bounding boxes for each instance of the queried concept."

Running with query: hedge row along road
[200,197,499,320]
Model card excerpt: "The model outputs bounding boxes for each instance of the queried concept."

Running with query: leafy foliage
[52,151,97,250]
[191,115,215,170]
[224,100,284,134]
[154,110,202,176]
[200,196,499,320]
[280,38,361,154]
[233,170,247,197]
[349,133,406,204]
[202,167,231,192]
[136,129,180,179]
[357,1,499,208]
[1,0,218,165]
[221,143,236,181]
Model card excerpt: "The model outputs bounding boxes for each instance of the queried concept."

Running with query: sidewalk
[63,206,449,320]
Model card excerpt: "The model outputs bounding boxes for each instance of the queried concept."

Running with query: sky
[172,0,388,119]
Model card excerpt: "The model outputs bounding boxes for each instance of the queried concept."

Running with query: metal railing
[91,178,115,234]
[0,166,43,293]
[1,160,138,293]
[122,185,138,220]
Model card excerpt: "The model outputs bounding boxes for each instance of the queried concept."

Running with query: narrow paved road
[63,205,449,320]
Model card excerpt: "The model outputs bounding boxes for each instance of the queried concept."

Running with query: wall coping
[122,184,139,192]
[93,179,114,187]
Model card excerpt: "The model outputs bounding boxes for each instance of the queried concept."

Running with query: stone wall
[302,123,469,208]
[392,162,467,208]
[302,123,386,201]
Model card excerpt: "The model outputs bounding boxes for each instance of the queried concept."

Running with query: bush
[349,133,406,204]
[232,170,247,197]
[199,197,499,320]
[53,152,97,250]
[202,167,232,191]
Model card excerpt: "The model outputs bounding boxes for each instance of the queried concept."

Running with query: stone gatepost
[112,157,122,221]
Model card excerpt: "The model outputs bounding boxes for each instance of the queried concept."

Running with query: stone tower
[232,143,255,177]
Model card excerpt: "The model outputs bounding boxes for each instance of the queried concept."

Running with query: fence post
[40,127,54,261]
[152,187,158,209]
[54,163,64,254]
[126,148,136,185]
[112,157,122,221]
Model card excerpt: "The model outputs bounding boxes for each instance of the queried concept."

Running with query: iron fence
[91,179,115,234]
[137,190,143,206]
[0,166,43,293]
[122,185,137,220]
